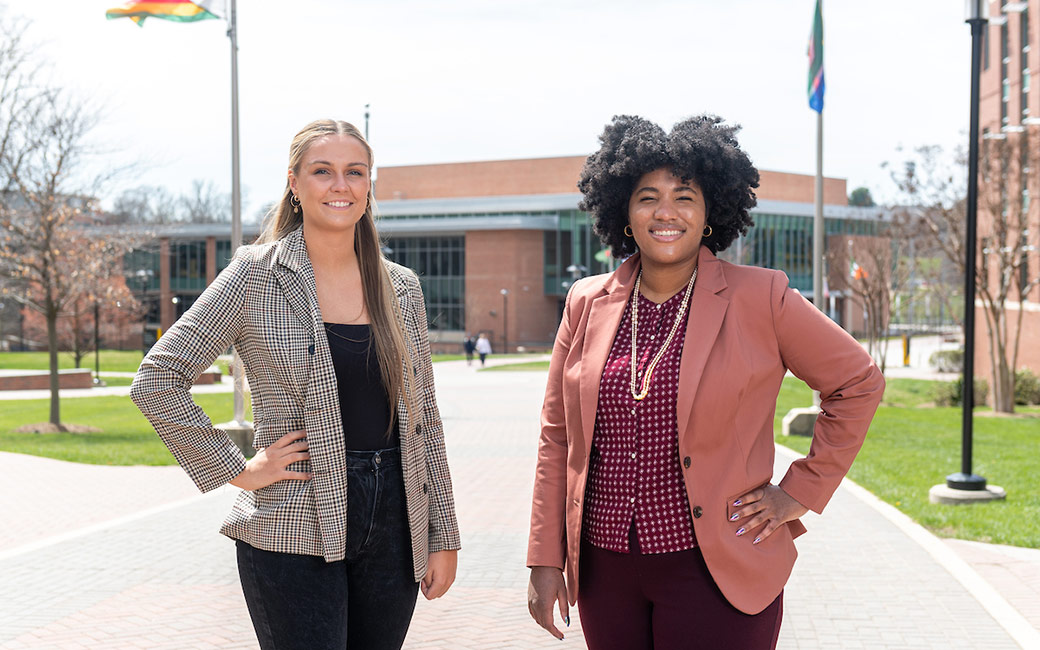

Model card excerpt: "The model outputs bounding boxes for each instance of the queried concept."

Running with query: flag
[106,1,224,26]
[850,259,868,281]
[807,0,825,113]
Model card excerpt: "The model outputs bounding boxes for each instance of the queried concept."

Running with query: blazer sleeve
[526,281,576,569]
[129,249,250,493]
[770,271,885,514]
[403,271,461,553]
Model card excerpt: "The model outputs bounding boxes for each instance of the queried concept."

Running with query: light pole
[93,296,104,386]
[930,0,1005,504]
[500,288,509,354]
[950,0,987,492]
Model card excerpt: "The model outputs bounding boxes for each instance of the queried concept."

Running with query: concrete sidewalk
[0,360,1037,648]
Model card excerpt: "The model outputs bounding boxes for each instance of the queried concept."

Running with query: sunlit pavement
[0,358,1036,648]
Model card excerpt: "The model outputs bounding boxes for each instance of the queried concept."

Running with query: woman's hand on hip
[422,550,458,599]
[229,430,312,491]
[528,566,569,640]
[730,484,809,545]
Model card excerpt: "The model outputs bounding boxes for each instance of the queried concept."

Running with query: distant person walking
[463,334,476,366]
[475,333,492,367]
[131,119,460,650]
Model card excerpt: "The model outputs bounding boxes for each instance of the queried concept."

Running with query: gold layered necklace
[630,267,698,401]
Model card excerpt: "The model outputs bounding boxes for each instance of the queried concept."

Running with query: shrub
[929,349,963,373]
[934,376,989,407]
[1014,368,1040,405]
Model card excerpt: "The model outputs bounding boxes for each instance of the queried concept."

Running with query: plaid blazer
[130,226,461,580]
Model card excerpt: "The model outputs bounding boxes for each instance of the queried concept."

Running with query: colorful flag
[850,259,868,281]
[106,1,224,26]
[807,0,825,113]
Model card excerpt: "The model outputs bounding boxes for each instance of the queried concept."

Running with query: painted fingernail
[565,615,570,626]
[729,513,740,521]
[753,536,762,545]
[735,527,746,536]
[733,499,742,507]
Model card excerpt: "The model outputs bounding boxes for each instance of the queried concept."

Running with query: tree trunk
[72,300,84,368]
[46,300,62,429]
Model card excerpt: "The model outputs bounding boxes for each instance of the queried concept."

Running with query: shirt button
[692,506,703,519]
[631,408,636,415]
[683,456,691,468]
[630,452,637,459]
[630,497,636,504]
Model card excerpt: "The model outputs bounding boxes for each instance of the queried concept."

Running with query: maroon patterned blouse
[582,287,696,555]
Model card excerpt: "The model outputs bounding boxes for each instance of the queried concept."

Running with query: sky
[3,0,971,218]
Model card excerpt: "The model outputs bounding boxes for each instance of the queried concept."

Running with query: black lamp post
[947,0,988,492]
[93,297,104,386]
[500,288,509,354]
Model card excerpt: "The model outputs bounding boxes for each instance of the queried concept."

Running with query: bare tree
[180,179,229,223]
[889,136,1039,413]
[828,234,905,373]
[0,13,134,428]
[110,185,178,224]
[23,265,142,367]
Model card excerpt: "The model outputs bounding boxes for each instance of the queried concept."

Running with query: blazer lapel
[675,247,729,437]
[578,255,638,458]
[272,227,323,335]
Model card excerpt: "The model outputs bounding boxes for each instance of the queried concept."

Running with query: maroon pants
[578,533,783,650]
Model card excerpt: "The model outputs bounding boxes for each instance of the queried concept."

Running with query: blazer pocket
[252,418,305,449]
[726,480,771,520]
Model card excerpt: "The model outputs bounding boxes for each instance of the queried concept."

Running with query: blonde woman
[131,119,460,649]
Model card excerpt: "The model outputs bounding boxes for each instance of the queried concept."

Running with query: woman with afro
[526,115,884,649]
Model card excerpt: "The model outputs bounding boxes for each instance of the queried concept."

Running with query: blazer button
[683,456,691,469]
[423,483,429,494]
[692,506,703,519]
[307,344,315,355]
[415,424,422,435]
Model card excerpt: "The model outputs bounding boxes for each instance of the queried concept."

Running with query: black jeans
[237,448,419,650]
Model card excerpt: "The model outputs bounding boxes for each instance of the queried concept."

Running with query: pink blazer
[527,247,884,615]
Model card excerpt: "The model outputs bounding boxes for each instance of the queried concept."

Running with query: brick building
[126,156,883,353]
[975,0,1040,383]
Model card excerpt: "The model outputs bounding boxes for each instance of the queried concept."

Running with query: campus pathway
[0,359,1037,648]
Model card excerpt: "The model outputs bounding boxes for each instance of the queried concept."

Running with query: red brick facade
[974,1,1040,386]
[377,156,849,206]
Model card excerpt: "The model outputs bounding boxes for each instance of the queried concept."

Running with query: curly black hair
[577,114,759,257]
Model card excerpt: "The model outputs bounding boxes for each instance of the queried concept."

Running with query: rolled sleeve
[130,250,251,493]
[769,271,885,514]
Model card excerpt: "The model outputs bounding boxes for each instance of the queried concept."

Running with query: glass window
[170,240,207,291]
[383,236,465,331]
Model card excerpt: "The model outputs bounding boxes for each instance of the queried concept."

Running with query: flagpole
[228,0,248,429]
[813,111,823,316]
[811,1,825,409]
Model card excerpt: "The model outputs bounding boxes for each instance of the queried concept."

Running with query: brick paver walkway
[0,360,1035,648]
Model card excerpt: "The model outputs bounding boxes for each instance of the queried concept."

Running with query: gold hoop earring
[624,225,634,237]
[290,193,301,214]
[702,224,712,238]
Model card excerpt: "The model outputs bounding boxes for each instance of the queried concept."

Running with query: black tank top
[323,323,396,451]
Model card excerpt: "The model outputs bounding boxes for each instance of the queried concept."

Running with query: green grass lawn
[97,376,134,387]
[0,350,145,373]
[0,394,251,465]
[776,377,1040,548]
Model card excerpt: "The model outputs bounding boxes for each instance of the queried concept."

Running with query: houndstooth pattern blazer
[130,226,461,580]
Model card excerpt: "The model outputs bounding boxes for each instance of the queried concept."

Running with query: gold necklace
[630,267,697,401]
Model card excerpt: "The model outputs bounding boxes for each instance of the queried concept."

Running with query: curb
[775,443,1040,650]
